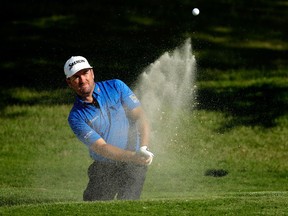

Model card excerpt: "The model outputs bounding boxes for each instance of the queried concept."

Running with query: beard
[78,82,94,97]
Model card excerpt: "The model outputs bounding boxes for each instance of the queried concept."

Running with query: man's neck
[82,95,93,103]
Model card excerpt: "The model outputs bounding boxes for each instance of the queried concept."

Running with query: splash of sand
[135,38,197,141]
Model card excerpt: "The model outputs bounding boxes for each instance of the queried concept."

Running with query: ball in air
[192,8,200,16]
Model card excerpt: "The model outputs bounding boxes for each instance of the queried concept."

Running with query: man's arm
[128,106,150,148]
[90,106,151,165]
[90,138,150,165]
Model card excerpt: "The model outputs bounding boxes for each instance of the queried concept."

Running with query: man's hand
[138,146,154,165]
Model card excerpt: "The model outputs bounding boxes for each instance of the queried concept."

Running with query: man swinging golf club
[64,56,154,201]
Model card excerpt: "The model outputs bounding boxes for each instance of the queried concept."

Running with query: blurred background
[1,0,286,86]
[1,0,287,127]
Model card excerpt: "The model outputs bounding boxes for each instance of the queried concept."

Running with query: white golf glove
[139,146,154,165]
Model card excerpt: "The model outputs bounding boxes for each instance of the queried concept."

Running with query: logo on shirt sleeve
[129,94,139,103]
[84,131,93,140]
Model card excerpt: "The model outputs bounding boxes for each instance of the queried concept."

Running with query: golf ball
[192,8,200,16]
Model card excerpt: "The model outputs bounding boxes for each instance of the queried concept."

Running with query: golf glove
[139,146,154,165]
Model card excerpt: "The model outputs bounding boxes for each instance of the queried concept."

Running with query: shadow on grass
[1,0,287,90]
[197,83,288,131]
[0,88,75,118]
[0,0,287,129]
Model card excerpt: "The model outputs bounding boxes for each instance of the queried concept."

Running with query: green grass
[0,104,90,202]
[0,80,287,214]
[1,192,288,215]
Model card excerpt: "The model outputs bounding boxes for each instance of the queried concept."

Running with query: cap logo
[68,59,85,70]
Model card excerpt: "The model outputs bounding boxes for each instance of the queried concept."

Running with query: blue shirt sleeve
[115,79,141,110]
[68,112,101,147]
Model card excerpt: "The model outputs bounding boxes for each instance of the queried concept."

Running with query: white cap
[64,56,93,78]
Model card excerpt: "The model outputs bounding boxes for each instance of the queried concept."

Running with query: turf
[0,87,287,214]
[1,192,288,215]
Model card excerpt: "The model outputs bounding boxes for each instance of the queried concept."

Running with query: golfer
[64,56,154,201]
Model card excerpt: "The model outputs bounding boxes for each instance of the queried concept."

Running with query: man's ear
[91,69,95,80]
[66,78,72,87]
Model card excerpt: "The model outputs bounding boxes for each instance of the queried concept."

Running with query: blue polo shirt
[68,79,141,162]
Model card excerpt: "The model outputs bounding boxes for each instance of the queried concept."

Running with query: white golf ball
[192,8,200,16]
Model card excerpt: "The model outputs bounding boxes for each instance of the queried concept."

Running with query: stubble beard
[78,82,95,98]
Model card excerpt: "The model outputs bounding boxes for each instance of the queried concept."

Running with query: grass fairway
[1,192,288,215]
[0,83,287,215]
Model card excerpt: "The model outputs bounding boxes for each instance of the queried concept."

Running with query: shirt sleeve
[115,79,141,110]
[68,112,101,147]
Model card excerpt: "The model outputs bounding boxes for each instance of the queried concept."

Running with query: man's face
[66,68,95,98]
